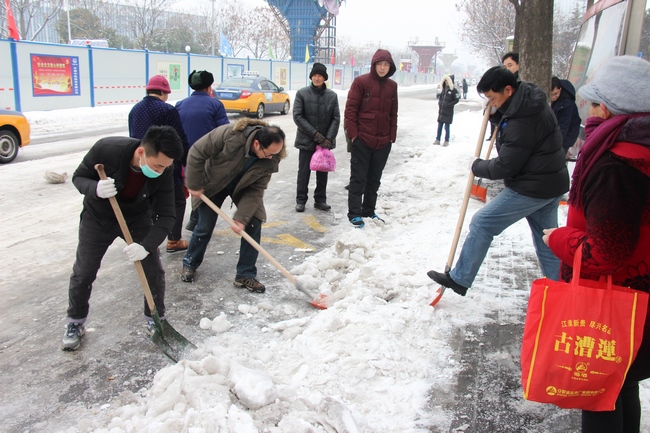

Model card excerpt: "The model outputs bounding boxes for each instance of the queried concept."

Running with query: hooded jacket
[548,114,650,381]
[437,75,460,124]
[551,79,581,150]
[184,117,287,225]
[293,83,340,151]
[472,82,569,199]
[72,137,175,253]
[344,49,398,149]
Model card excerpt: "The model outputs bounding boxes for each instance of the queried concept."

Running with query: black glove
[320,139,333,149]
[313,132,325,144]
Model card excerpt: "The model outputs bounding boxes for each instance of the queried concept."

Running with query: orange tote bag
[521,244,648,411]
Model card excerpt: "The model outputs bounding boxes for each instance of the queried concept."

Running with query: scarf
[569,113,647,207]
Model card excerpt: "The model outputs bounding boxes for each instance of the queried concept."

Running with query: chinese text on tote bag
[521,244,648,411]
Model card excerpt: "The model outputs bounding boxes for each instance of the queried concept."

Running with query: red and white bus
[568,0,649,121]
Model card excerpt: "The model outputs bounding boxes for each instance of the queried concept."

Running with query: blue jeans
[436,122,450,141]
[450,187,561,288]
[182,190,261,278]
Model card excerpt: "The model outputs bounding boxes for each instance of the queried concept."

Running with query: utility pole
[65,0,72,43]
[211,0,215,56]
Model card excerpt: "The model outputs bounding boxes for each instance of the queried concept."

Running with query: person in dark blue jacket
[176,70,230,232]
[175,70,229,146]
[128,75,190,253]
[551,76,581,155]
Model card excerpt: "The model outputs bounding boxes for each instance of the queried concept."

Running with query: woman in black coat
[434,75,460,146]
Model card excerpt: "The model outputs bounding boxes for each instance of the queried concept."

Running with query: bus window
[568,0,628,118]
[641,0,650,59]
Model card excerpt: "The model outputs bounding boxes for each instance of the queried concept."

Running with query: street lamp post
[65,0,72,43]
[210,0,215,56]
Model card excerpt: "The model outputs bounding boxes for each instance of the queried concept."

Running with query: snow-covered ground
[9,85,650,432]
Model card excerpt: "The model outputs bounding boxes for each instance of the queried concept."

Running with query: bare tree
[239,6,289,60]
[553,4,584,77]
[457,0,582,86]
[125,0,176,50]
[9,0,63,41]
[216,0,251,57]
[508,0,554,93]
[455,0,516,65]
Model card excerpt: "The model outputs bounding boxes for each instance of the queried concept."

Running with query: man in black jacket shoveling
[61,126,183,351]
[428,66,569,299]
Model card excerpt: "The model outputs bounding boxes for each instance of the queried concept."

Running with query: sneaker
[61,322,85,351]
[295,203,305,212]
[166,239,189,253]
[314,202,331,211]
[433,140,441,145]
[234,276,266,293]
[368,213,385,223]
[443,141,449,147]
[349,216,364,228]
[426,270,468,296]
[181,266,196,282]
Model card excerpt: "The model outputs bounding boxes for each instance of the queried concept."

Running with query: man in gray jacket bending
[293,62,340,212]
[181,118,286,293]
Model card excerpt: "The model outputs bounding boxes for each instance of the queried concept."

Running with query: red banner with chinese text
[521,245,648,411]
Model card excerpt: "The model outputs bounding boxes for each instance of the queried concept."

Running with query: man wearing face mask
[61,126,184,351]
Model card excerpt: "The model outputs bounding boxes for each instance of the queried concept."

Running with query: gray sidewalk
[427,182,581,432]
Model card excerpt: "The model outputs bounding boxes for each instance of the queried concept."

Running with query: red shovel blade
[430,286,446,307]
[470,182,487,202]
[309,293,329,310]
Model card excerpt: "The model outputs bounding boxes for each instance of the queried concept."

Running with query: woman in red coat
[544,55,650,433]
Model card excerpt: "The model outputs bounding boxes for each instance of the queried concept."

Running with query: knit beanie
[188,70,214,91]
[309,62,328,81]
[145,75,171,93]
[578,55,650,115]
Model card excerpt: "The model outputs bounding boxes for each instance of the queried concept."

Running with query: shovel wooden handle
[445,107,491,271]
[199,193,316,299]
[95,164,157,312]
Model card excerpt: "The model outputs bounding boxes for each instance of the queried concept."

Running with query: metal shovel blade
[149,312,197,362]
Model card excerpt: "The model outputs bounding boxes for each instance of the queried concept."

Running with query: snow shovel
[470,126,497,203]
[95,164,196,362]
[199,193,329,309]
[430,107,491,307]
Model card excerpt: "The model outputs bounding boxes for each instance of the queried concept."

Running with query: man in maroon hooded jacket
[344,49,398,228]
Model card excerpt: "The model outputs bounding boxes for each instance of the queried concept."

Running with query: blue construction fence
[1,39,437,112]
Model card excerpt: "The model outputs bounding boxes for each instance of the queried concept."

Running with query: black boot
[427,270,468,296]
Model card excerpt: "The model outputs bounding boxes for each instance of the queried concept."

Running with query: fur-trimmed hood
[442,75,454,90]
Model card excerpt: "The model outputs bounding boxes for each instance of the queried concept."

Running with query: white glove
[469,156,479,173]
[123,243,150,261]
[96,178,117,198]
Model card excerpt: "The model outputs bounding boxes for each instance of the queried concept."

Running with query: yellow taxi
[0,109,31,163]
[213,74,290,119]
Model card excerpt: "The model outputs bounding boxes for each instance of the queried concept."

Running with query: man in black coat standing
[428,67,569,299]
[293,63,340,212]
[61,126,183,351]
